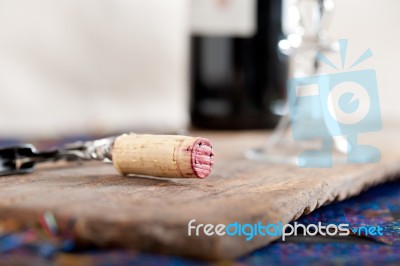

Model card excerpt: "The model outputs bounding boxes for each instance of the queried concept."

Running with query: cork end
[191,138,214,179]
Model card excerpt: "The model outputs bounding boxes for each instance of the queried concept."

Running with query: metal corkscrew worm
[0,134,214,179]
[0,137,116,176]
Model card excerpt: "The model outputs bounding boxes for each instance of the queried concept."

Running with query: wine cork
[112,134,214,178]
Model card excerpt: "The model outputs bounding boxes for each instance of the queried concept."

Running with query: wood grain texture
[1,129,400,259]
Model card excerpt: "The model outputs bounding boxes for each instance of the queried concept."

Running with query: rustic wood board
[1,128,400,260]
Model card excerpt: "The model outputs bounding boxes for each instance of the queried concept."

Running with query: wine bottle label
[190,0,256,37]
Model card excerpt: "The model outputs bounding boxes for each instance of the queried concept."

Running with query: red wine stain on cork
[191,138,214,178]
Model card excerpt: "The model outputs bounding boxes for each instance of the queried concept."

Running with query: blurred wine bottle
[190,0,287,129]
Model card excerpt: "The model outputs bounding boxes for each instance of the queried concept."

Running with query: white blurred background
[0,0,189,137]
[329,0,400,126]
[0,0,399,138]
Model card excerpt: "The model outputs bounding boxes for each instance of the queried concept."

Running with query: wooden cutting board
[1,128,400,259]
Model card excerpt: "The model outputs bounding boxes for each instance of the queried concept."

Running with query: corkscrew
[0,137,115,176]
[0,134,214,179]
